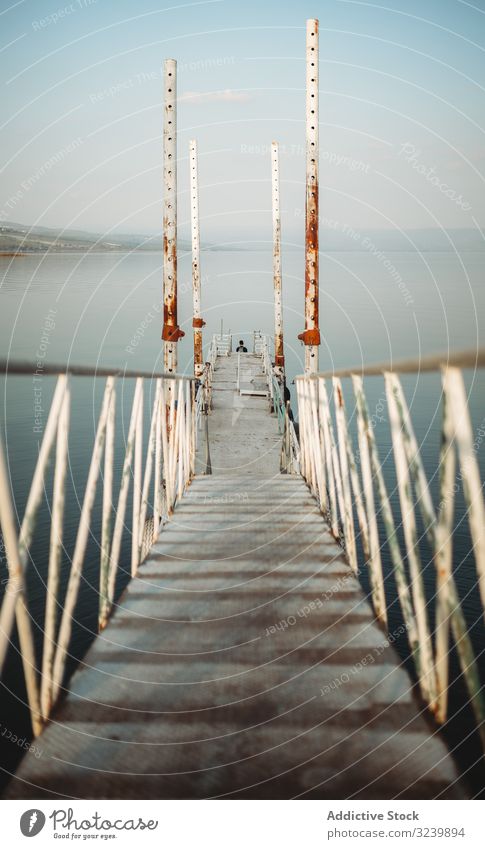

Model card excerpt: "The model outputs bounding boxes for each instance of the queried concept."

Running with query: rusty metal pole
[190,139,205,378]
[271,141,284,371]
[298,19,320,374]
[162,58,184,376]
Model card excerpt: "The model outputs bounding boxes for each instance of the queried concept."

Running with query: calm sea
[0,249,484,794]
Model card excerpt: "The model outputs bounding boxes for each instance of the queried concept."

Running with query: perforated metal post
[271,141,284,370]
[190,139,205,378]
[162,59,184,375]
[298,19,320,374]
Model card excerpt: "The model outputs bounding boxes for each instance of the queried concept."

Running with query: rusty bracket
[192,317,206,329]
[162,325,185,342]
[298,328,321,346]
[274,354,285,367]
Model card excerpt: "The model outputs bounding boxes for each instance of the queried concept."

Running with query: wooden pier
[5,352,465,799]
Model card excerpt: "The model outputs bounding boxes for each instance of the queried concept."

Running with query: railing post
[318,377,338,538]
[154,387,162,537]
[162,58,184,380]
[102,378,142,628]
[0,439,43,736]
[138,379,162,561]
[271,141,284,371]
[351,374,386,625]
[41,380,71,720]
[385,372,437,708]
[52,377,115,697]
[190,139,205,378]
[131,383,143,577]
[298,19,320,374]
[99,377,115,630]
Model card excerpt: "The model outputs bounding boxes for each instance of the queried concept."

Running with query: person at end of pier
[236,339,248,352]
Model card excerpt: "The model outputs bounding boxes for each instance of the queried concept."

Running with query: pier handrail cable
[295,348,485,750]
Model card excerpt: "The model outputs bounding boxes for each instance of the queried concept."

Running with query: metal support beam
[271,141,284,370]
[298,18,320,374]
[162,58,184,374]
[190,139,205,378]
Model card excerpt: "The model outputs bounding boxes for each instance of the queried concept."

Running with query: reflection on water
[0,250,484,793]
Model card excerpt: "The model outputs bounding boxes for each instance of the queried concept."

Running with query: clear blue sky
[1,0,484,245]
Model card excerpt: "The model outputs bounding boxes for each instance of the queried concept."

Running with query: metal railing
[194,336,218,475]
[258,334,300,472]
[253,331,265,355]
[0,362,195,735]
[260,333,277,408]
[213,333,232,356]
[280,402,300,475]
[295,349,485,748]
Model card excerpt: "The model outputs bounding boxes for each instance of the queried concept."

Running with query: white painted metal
[319,378,348,547]
[159,381,172,512]
[18,377,68,568]
[0,367,196,730]
[308,379,326,512]
[138,379,162,561]
[0,438,42,735]
[190,139,204,378]
[106,378,143,611]
[131,383,143,576]
[318,377,338,537]
[51,377,115,703]
[99,378,116,628]
[163,58,178,376]
[296,358,485,743]
[214,333,232,356]
[153,388,163,534]
[351,374,386,625]
[41,381,71,720]
[332,378,357,573]
[434,385,455,722]
[304,18,319,374]
[386,372,437,707]
[271,141,284,368]
[445,367,485,614]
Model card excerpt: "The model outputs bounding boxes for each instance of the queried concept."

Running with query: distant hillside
[1,222,483,254]
[0,223,169,254]
[319,227,485,252]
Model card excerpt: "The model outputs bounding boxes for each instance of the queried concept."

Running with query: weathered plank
[195,353,281,477]
[5,355,465,799]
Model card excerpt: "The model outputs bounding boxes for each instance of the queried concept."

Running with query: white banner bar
[0,799,483,848]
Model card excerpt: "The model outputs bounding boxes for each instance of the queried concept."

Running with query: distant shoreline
[2,247,485,257]
[2,221,485,254]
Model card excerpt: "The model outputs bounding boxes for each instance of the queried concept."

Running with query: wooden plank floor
[5,356,465,799]
[194,353,281,478]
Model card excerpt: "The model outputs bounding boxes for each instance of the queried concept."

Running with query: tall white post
[271,141,284,370]
[190,139,205,377]
[298,19,320,374]
[162,58,183,374]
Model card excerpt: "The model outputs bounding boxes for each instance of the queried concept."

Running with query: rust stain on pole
[297,19,320,374]
[162,58,184,375]
[190,139,205,378]
[272,141,284,369]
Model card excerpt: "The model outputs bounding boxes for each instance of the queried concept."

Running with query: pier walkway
[5,353,464,799]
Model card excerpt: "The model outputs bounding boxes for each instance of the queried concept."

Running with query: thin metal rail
[295,356,485,749]
[0,360,193,379]
[0,369,196,733]
[308,347,485,379]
